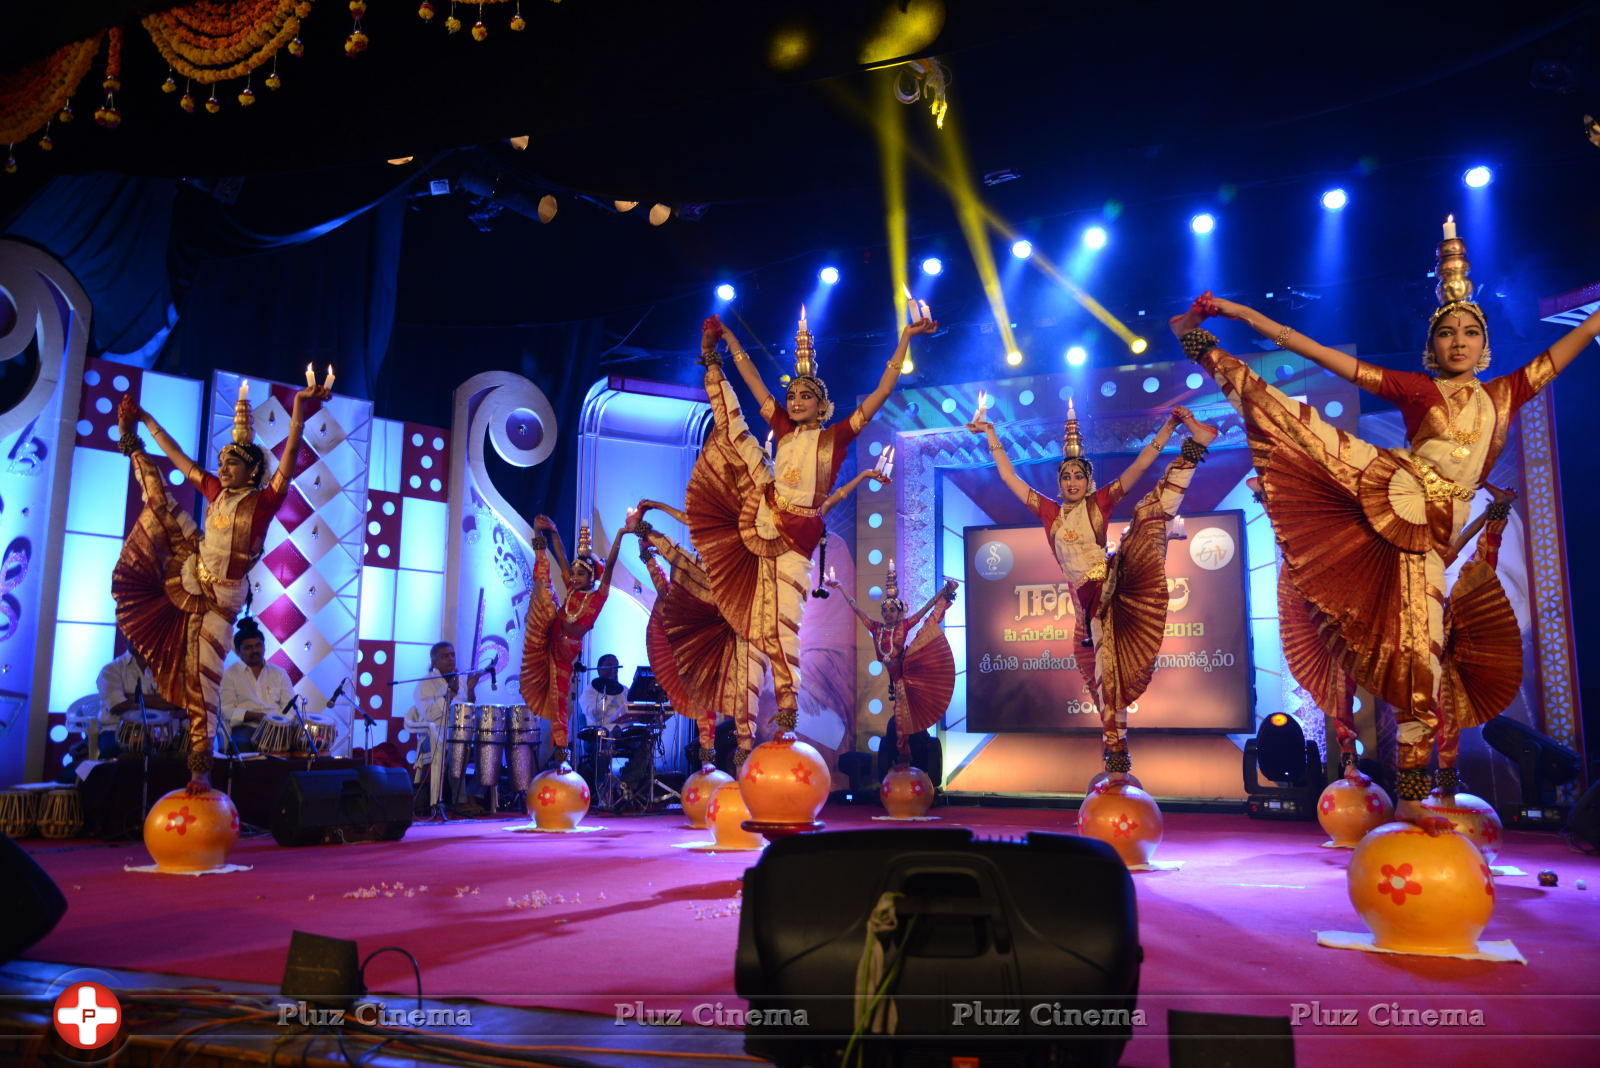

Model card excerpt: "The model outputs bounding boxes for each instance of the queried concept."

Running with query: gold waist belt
[767,485,822,518]
[1417,464,1477,504]
[196,558,219,585]
[1082,561,1108,583]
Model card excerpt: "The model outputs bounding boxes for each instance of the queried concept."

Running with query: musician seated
[96,647,179,758]
[579,654,628,734]
[220,617,295,755]
[412,641,483,735]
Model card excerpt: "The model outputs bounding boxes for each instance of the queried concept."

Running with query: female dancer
[970,402,1217,778]
[1170,226,1596,823]
[520,516,623,760]
[826,563,958,770]
[113,379,329,794]
[688,311,933,735]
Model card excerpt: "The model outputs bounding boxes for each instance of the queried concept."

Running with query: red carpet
[21,805,1600,1065]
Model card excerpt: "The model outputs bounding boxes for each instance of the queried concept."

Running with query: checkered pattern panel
[209,372,372,755]
[355,419,450,763]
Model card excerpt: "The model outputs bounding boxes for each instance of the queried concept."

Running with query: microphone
[489,661,497,690]
[327,677,349,706]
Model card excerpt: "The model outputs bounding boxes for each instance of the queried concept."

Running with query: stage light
[1463,165,1493,188]
[648,203,672,226]
[1010,239,1033,260]
[715,283,736,302]
[1065,345,1087,366]
[1005,350,1023,367]
[385,156,414,166]
[1244,711,1323,820]
[1320,188,1348,211]
[819,265,840,285]
[921,256,944,276]
[614,200,638,213]
[1083,225,1108,249]
[1190,213,1215,235]
[1483,716,1581,827]
[1129,338,1148,355]
[536,194,557,223]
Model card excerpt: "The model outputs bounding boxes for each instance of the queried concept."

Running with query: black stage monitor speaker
[0,833,67,962]
[1168,1010,1294,1067]
[1566,779,1600,854]
[272,767,413,847]
[281,930,364,1006]
[736,828,1139,1067]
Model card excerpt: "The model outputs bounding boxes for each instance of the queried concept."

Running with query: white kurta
[220,660,296,729]
[95,652,161,727]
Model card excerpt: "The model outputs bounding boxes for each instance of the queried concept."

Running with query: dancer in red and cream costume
[628,502,760,770]
[112,376,330,795]
[688,310,934,739]
[520,516,624,759]
[826,562,957,768]
[971,401,1217,778]
[1170,221,1595,826]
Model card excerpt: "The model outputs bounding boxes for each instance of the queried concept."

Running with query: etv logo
[53,982,122,1050]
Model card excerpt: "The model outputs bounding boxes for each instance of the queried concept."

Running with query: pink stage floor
[20,804,1600,1065]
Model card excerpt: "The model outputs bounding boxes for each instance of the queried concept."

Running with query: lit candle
[971,390,989,424]
[1068,395,1077,420]
[1172,515,1187,539]
[323,365,335,391]
[903,285,919,323]
[918,300,930,321]
[883,446,895,480]
[799,304,808,332]
[237,379,249,401]
[764,430,774,458]
[828,565,836,583]
[1442,214,1456,241]
[305,363,316,388]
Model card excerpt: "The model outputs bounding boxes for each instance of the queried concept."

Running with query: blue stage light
[1083,226,1108,249]
[1011,239,1033,260]
[818,266,840,285]
[1320,188,1348,211]
[921,257,944,276]
[1463,165,1493,188]
[1065,346,1087,367]
[715,283,735,302]
[1190,213,1215,235]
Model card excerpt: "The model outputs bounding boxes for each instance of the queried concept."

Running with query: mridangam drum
[0,788,37,838]
[446,702,477,781]
[253,712,296,756]
[300,712,338,756]
[475,705,508,787]
[38,787,83,839]
[508,704,540,792]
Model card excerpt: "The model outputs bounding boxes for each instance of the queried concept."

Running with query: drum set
[576,706,678,814]
[445,702,542,805]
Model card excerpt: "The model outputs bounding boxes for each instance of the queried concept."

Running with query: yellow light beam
[843,76,1144,352]
[935,108,1017,360]
[877,74,911,343]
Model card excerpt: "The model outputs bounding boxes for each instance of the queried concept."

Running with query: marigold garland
[0,35,102,146]
[141,0,306,84]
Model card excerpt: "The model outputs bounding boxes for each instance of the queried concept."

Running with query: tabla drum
[446,702,477,781]
[0,788,37,837]
[300,712,338,756]
[118,716,176,757]
[507,704,540,792]
[38,787,83,839]
[475,705,508,787]
[253,712,296,757]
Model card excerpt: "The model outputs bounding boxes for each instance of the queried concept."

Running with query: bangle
[731,349,749,362]
[1272,324,1292,349]
[117,432,145,456]
[1485,499,1512,522]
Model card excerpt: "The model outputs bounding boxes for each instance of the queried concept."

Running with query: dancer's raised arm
[714,321,773,413]
[850,317,937,426]
[1107,411,1180,495]
[967,418,1033,506]
[119,394,201,484]
[271,383,332,493]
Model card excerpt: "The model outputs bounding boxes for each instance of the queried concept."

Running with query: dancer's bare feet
[184,772,212,797]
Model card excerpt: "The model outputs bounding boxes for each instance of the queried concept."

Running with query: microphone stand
[286,694,319,771]
[213,707,243,797]
[135,680,153,830]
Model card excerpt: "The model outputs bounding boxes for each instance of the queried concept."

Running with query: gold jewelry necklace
[1441,381,1483,460]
